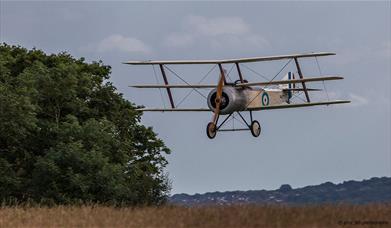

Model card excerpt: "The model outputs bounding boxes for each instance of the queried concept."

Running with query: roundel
[262,92,269,106]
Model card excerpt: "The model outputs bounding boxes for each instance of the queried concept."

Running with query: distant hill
[170,177,391,205]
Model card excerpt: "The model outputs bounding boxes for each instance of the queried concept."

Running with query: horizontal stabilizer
[282,88,322,92]
[124,52,335,65]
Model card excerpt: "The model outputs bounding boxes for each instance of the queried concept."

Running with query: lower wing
[136,100,350,112]
[247,100,350,111]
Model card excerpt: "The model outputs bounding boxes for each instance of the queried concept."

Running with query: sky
[1,1,390,195]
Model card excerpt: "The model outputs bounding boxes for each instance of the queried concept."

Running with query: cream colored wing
[123,52,335,65]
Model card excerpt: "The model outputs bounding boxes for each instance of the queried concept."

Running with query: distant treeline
[0,44,170,206]
[171,177,391,205]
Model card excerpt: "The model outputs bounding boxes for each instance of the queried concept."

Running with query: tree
[0,43,170,205]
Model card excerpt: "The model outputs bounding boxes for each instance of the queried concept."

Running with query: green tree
[0,43,170,205]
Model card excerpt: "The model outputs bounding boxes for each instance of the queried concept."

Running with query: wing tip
[315,52,336,56]
[336,100,351,104]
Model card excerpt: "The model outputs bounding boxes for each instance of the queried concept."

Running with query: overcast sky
[1,1,390,195]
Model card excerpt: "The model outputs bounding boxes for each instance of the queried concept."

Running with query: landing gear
[206,122,217,139]
[250,120,261,137]
[205,111,262,139]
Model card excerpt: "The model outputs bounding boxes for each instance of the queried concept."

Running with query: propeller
[212,71,225,125]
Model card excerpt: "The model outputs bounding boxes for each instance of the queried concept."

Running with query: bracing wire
[291,91,307,103]
[225,64,235,82]
[164,65,207,99]
[245,59,293,108]
[315,57,330,101]
[152,65,166,108]
[264,59,293,90]
[242,64,270,81]
[315,56,323,75]
[176,65,217,107]
[232,114,248,128]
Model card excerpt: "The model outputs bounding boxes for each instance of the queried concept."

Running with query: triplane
[124,52,350,139]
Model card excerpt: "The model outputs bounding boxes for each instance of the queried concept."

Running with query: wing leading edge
[124,52,335,65]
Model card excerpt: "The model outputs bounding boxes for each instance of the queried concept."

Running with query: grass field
[0,204,390,227]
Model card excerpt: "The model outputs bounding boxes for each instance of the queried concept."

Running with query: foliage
[0,43,170,206]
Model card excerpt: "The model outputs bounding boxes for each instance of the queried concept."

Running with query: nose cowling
[207,86,248,115]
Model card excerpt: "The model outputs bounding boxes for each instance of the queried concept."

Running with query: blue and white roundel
[262,92,269,106]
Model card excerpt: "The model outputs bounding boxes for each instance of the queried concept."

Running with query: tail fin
[279,72,296,103]
[279,72,296,90]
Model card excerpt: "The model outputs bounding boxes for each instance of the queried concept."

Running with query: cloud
[318,91,369,108]
[186,15,250,36]
[164,33,194,48]
[377,41,391,58]
[82,34,152,54]
[332,41,391,66]
[163,15,269,49]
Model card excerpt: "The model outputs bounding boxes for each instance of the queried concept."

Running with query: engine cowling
[207,86,248,115]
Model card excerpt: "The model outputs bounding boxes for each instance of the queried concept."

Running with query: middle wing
[130,76,343,88]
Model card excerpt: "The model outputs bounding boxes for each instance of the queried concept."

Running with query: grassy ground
[0,204,390,227]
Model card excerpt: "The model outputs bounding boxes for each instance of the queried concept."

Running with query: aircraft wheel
[206,122,217,139]
[250,120,261,137]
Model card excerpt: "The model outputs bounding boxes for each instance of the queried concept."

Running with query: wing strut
[159,64,175,108]
[235,63,244,83]
[294,58,310,103]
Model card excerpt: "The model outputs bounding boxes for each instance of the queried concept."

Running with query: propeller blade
[212,72,225,124]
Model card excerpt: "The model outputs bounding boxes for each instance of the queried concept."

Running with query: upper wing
[130,76,343,88]
[123,52,335,65]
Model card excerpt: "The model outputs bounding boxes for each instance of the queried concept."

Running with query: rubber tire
[206,122,217,139]
[250,120,261,137]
